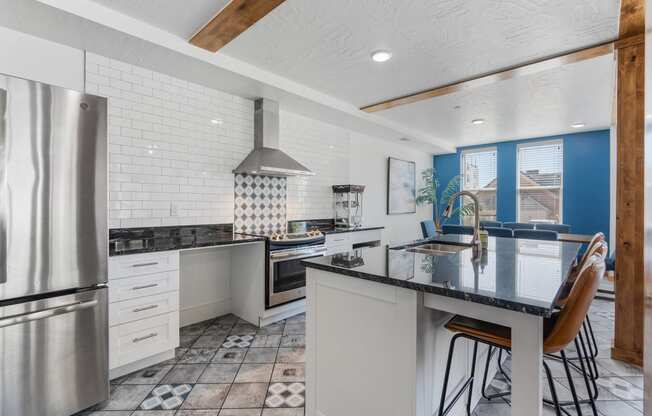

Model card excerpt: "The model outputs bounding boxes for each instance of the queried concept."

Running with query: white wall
[349,133,433,245]
[0,26,83,91]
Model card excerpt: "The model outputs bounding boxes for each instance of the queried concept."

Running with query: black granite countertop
[322,226,385,235]
[109,224,265,256]
[302,234,582,317]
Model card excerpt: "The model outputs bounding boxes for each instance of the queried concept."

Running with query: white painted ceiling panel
[379,54,615,148]
[221,0,620,106]
[89,0,229,39]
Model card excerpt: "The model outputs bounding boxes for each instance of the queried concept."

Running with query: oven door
[268,249,325,308]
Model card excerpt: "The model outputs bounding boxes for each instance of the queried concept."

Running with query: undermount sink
[406,242,472,255]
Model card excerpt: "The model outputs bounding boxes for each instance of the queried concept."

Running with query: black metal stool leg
[560,350,584,415]
[574,337,598,415]
[543,360,563,416]
[481,346,494,400]
[466,341,479,415]
[578,331,599,400]
[439,334,461,416]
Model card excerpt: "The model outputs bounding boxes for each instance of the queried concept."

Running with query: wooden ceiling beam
[190,0,286,52]
[360,40,622,113]
[618,0,645,38]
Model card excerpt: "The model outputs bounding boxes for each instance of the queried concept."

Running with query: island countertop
[302,234,582,317]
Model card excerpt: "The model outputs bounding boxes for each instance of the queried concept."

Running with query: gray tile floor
[475,299,644,416]
[83,313,306,416]
[81,299,641,416]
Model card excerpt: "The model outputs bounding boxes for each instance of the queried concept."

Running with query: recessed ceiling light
[571,122,585,128]
[210,119,222,125]
[371,50,392,63]
[471,119,485,125]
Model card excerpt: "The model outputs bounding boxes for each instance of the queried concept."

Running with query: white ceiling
[41,0,620,152]
[221,0,620,107]
[90,0,229,39]
[380,54,615,147]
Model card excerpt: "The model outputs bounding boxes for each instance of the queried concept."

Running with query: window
[460,148,497,225]
[517,140,563,223]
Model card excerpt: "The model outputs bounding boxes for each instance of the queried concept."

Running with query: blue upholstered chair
[535,223,571,234]
[442,224,474,235]
[480,220,502,228]
[513,229,558,241]
[503,222,535,230]
[485,227,513,238]
[420,220,437,238]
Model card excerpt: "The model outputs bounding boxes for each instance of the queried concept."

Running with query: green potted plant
[416,168,474,232]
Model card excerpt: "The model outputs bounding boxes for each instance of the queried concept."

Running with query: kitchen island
[302,234,581,416]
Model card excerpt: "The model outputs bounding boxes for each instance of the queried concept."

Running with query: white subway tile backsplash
[87,55,254,228]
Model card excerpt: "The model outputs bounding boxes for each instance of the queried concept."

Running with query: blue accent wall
[433,153,460,224]
[432,130,611,240]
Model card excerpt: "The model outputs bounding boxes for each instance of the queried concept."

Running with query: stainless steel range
[265,230,326,308]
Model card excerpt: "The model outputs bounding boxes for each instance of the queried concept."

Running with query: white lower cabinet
[109,312,179,369]
[324,229,382,255]
[108,251,180,375]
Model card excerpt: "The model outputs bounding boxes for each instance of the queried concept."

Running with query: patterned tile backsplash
[234,174,287,235]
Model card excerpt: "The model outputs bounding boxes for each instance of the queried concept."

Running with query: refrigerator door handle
[0,299,99,328]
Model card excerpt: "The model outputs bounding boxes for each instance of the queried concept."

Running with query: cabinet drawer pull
[133,304,159,313]
[132,332,158,343]
[131,262,158,268]
[132,283,158,291]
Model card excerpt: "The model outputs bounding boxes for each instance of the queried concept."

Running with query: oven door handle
[269,247,326,261]
[270,247,326,261]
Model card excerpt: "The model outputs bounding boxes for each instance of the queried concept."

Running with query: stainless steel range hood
[233,98,314,176]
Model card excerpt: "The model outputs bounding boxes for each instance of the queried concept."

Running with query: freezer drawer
[0,288,109,416]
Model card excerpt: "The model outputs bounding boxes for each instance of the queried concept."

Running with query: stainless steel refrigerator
[0,75,109,416]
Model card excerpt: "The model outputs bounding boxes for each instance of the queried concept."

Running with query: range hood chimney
[233,98,314,176]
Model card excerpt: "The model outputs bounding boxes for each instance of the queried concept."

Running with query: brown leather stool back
[555,232,606,307]
[544,242,607,354]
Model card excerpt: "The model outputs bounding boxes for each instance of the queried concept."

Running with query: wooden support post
[613,32,645,366]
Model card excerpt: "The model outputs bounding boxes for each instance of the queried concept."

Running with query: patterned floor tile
[212,348,248,363]
[279,335,305,348]
[181,383,230,409]
[595,400,643,415]
[193,334,228,349]
[283,322,304,335]
[235,363,274,383]
[176,410,219,416]
[222,335,254,348]
[121,364,173,385]
[95,384,154,411]
[244,347,278,363]
[139,384,192,410]
[276,348,305,363]
[271,364,305,383]
[219,409,263,416]
[178,348,218,364]
[261,409,304,416]
[265,382,305,408]
[160,364,207,384]
[198,364,240,384]
[251,334,282,348]
[222,383,268,408]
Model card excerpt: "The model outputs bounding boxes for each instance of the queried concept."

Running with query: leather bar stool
[437,244,607,416]
[553,233,606,383]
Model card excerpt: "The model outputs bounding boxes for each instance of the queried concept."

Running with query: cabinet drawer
[109,271,179,303]
[325,243,353,256]
[109,251,179,280]
[109,312,179,370]
[351,229,382,245]
[109,292,179,326]
[325,233,352,247]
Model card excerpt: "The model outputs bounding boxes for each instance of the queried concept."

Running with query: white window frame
[460,147,497,223]
[516,139,564,224]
